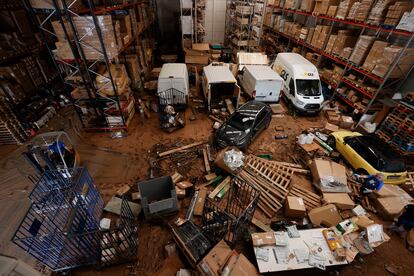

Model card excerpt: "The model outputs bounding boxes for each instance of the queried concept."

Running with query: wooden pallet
[246,155,308,175]
[288,185,321,211]
[347,179,376,213]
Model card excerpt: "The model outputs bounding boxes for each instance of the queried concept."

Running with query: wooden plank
[158,141,205,157]
[208,115,223,124]
[225,99,235,114]
[202,147,211,174]
[251,217,273,232]
[208,176,231,199]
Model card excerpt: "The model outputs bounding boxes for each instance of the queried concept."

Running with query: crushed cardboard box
[310,159,348,193]
[323,193,355,210]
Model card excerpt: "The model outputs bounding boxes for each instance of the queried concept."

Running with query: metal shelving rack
[263,2,414,126]
[225,0,267,62]
[180,0,194,48]
[24,0,156,132]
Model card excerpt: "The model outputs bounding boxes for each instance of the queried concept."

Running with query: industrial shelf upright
[225,0,268,62]
[24,0,156,132]
[262,1,414,128]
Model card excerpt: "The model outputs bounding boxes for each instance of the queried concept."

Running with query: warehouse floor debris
[0,105,413,276]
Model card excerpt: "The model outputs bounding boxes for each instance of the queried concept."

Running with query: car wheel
[326,135,336,150]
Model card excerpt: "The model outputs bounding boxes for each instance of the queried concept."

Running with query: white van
[157,63,189,107]
[273,53,323,114]
[202,63,240,111]
[239,65,283,102]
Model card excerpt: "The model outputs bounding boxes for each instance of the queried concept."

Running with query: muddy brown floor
[0,106,413,276]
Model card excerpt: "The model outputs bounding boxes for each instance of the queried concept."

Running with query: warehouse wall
[204,0,227,43]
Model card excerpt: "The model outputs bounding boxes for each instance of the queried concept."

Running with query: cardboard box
[223,252,260,276]
[340,115,354,129]
[300,0,316,12]
[351,215,374,229]
[185,55,209,65]
[285,196,307,218]
[374,184,412,198]
[310,159,348,193]
[325,110,341,125]
[323,193,355,209]
[374,196,414,220]
[349,35,376,66]
[362,40,390,72]
[251,232,276,246]
[194,187,207,216]
[308,204,342,227]
[325,122,339,132]
[197,240,232,276]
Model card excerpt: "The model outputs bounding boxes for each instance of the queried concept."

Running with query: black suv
[215,101,272,149]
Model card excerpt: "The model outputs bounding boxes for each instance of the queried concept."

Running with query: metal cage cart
[201,176,260,248]
[12,167,139,272]
[22,131,80,175]
[23,0,156,132]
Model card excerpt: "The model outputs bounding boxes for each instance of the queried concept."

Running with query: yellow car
[327,131,407,185]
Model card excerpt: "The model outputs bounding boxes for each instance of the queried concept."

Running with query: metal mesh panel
[201,176,260,248]
[12,167,103,271]
[158,88,187,110]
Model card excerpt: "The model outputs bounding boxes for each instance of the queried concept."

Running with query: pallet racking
[263,1,414,126]
[225,0,268,62]
[24,0,156,132]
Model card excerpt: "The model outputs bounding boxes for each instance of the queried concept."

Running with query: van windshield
[296,79,321,96]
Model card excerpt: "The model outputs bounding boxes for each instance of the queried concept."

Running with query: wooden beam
[203,147,210,173]
[251,217,273,232]
[208,176,231,199]
[158,141,205,157]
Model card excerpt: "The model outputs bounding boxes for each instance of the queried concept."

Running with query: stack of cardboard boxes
[347,0,375,21]
[300,0,316,12]
[385,2,414,25]
[184,43,211,66]
[314,0,340,15]
[367,0,397,25]
[335,0,358,19]
[362,40,390,72]
[349,35,375,65]
[52,15,119,60]
[311,25,330,49]
[331,30,356,56]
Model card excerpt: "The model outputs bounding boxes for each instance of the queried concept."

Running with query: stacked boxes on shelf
[385,2,414,26]
[264,0,414,119]
[0,97,28,145]
[376,93,414,155]
[347,0,374,21]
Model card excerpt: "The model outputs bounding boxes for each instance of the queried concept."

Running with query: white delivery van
[272,53,324,114]
[202,63,240,111]
[157,63,189,108]
[237,52,268,71]
[239,65,283,102]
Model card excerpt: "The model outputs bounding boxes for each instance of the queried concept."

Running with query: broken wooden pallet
[288,185,321,211]
[245,155,294,185]
[246,155,309,175]
[347,179,376,213]
[239,156,295,217]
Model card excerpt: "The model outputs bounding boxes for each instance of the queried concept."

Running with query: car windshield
[348,136,406,172]
[295,79,321,96]
[228,112,255,130]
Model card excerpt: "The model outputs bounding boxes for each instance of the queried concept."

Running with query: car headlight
[296,99,304,106]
